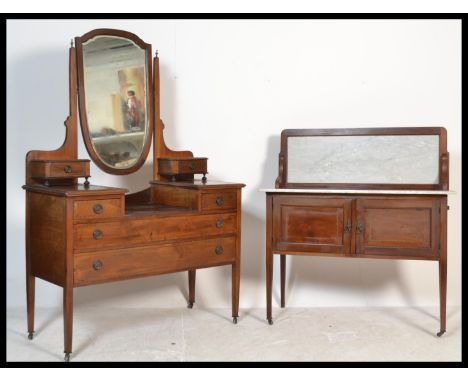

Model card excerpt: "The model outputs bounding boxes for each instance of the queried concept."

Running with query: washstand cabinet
[262,128,453,335]
[23,29,244,361]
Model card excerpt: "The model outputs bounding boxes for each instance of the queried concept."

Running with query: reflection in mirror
[82,35,148,169]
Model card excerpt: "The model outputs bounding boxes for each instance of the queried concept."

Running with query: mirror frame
[75,28,153,175]
[276,127,449,190]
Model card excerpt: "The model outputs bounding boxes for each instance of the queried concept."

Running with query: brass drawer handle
[93,229,103,240]
[215,219,223,228]
[93,260,103,271]
[215,245,224,255]
[215,196,224,206]
[64,165,72,173]
[356,220,364,234]
[344,219,352,233]
[188,162,195,170]
[93,204,103,214]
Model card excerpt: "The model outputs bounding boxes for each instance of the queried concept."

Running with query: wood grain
[74,236,237,286]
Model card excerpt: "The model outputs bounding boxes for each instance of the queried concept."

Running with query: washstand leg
[437,257,447,337]
[280,255,286,308]
[188,269,196,308]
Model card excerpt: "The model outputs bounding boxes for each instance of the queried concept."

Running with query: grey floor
[7,306,461,362]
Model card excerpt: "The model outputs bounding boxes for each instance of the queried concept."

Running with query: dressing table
[262,128,452,336]
[23,29,244,361]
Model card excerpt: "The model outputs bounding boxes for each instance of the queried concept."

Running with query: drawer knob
[188,162,195,170]
[215,245,224,255]
[356,220,364,234]
[93,260,103,271]
[215,196,224,206]
[93,229,103,240]
[64,165,72,173]
[93,204,103,214]
[215,219,224,228]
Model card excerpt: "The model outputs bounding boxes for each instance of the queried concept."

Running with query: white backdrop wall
[7,19,461,310]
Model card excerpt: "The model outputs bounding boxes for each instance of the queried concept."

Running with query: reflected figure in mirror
[126,90,142,131]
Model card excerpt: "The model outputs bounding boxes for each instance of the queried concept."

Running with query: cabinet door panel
[355,198,440,258]
[273,196,352,254]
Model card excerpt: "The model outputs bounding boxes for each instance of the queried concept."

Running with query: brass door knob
[93,260,103,271]
[93,229,103,240]
[215,196,224,206]
[215,219,223,228]
[93,204,103,214]
[215,245,224,255]
[64,165,72,173]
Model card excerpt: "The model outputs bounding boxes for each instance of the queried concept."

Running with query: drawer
[74,236,237,286]
[201,192,237,211]
[74,212,237,252]
[74,198,122,220]
[30,160,90,179]
[158,157,208,176]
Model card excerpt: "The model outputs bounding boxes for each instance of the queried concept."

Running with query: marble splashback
[287,135,440,184]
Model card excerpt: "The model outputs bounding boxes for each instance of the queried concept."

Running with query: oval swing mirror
[75,29,153,174]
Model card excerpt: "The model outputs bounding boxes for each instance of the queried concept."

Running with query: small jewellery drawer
[73,198,122,220]
[73,236,237,286]
[158,157,208,176]
[73,212,237,252]
[201,192,237,212]
[30,159,90,182]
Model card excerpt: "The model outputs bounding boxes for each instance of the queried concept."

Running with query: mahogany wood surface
[201,191,238,212]
[24,31,245,360]
[158,157,208,177]
[73,198,123,220]
[266,128,450,336]
[30,160,90,181]
[73,212,237,252]
[74,236,237,286]
[272,196,352,254]
[28,193,67,286]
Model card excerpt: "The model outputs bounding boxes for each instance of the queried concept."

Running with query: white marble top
[259,188,455,195]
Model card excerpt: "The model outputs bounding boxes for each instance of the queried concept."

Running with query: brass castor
[28,332,34,340]
[187,302,194,309]
[267,318,273,325]
[437,330,446,337]
[64,353,71,362]
[232,317,238,324]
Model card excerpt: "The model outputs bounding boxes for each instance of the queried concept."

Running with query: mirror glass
[287,135,440,184]
[81,35,149,169]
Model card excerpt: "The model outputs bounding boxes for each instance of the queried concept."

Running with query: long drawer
[74,236,237,286]
[74,212,237,252]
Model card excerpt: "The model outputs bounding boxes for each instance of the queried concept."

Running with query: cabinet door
[355,198,440,259]
[272,196,352,255]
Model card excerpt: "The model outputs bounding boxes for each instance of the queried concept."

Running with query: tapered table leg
[280,255,286,308]
[188,269,196,308]
[26,273,35,340]
[232,263,240,324]
[266,194,273,325]
[266,251,273,325]
[26,192,35,340]
[63,286,73,361]
[437,258,447,337]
